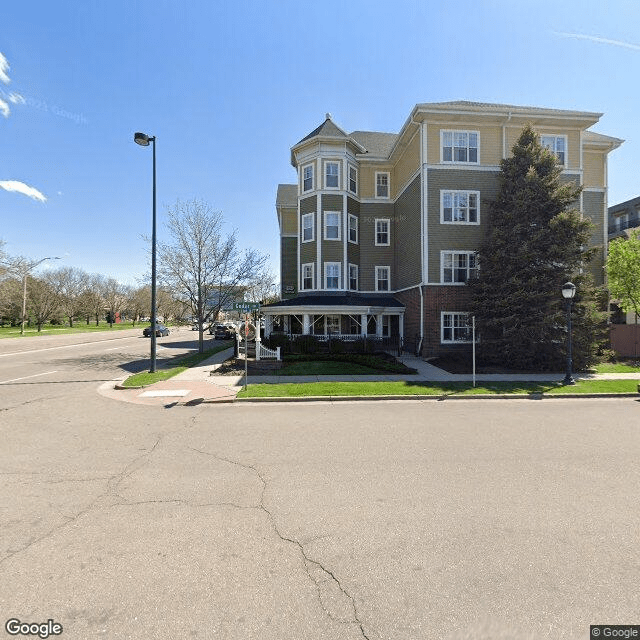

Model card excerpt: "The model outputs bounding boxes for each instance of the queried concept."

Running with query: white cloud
[8,92,25,104]
[554,32,640,51]
[0,52,10,84]
[0,180,47,202]
[0,97,9,118]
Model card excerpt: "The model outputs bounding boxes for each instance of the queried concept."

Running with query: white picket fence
[256,340,281,361]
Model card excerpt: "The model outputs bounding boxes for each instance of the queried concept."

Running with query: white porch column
[360,314,367,337]
[376,314,383,338]
[303,314,311,335]
[399,314,404,341]
[265,315,273,338]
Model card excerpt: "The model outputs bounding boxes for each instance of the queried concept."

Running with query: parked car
[143,324,170,337]
[209,324,235,339]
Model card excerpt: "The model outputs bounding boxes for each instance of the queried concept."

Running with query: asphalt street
[0,331,639,640]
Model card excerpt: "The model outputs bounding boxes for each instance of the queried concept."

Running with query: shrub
[265,333,291,354]
[328,338,346,354]
[293,334,320,354]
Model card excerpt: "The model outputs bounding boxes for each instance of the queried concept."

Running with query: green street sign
[232,301,260,312]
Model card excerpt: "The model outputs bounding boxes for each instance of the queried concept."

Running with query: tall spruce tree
[469,124,607,371]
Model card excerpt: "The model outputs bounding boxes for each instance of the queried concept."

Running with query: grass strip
[121,341,232,388]
[0,321,147,339]
[237,379,638,398]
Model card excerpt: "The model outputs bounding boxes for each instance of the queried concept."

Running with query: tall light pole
[562,281,577,385]
[19,256,61,335]
[134,131,157,373]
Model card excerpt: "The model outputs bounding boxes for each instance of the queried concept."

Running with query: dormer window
[302,164,314,192]
[325,162,339,189]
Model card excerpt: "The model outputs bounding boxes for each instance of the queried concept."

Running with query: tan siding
[505,126,581,170]
[392,132,420,198]
[359,164,392,199]
[583,151,605,188]
[583,190,606,286]
[280,206,297,235]
[426,123,502,165]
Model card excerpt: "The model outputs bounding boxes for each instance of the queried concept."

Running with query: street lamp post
[562,281,577,385]
[19,256,61,335]
[134,131,157,373]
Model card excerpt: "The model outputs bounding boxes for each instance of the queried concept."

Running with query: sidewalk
[101,351,640,406]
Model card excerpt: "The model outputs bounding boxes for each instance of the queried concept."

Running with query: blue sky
[2,0,639,285]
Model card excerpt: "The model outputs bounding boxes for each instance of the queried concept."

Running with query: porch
[261,293,405,349]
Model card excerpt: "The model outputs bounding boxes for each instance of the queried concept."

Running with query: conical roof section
[295,113,350,145]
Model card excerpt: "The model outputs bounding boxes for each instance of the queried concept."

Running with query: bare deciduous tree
[158,199,268,352]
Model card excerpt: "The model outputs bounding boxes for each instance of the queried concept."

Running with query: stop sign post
[232,303,260,391]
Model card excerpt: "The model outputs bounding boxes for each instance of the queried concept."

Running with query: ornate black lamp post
[561,281,576,385]
[134,131,157,373]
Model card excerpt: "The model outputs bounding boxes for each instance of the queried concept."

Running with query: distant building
[608,195,640,240]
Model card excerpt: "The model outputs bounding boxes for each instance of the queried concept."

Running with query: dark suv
[210,324,234,339]
[143,324,170,337]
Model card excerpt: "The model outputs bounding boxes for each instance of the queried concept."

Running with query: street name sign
[233,302,260,313]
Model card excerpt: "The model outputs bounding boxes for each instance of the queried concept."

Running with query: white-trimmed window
[382,315,390,337]
[326,315,340,335]
[302,164,314,192]
[541,135,566,166]
[349,263,358,290]
[441,251,478,284]
[325,161,339,189]
[441,130,479,164]
[375,172,390,198]
[349,165,358,194]
[325,262,341,289]
[375,218,390,245]
[348,214,358,244]
[375,266,390,291]
[302,263,314,290]
[441,312,472,343]
[441,191,479,224]
[324,211,341,240]
[302,212,314,242]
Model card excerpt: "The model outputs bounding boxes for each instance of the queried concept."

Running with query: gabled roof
[276,184,297,208]
[583,130,624,149]
[415,100,603,119]
[349,131,398,158]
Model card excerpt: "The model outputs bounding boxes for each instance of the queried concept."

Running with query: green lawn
[0,321,145,338]
[237,379,639,398]
[279,360,391,376]
[120,341,233,388]
[591,361,640,373]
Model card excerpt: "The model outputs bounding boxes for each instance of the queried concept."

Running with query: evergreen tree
[469,125,607,371]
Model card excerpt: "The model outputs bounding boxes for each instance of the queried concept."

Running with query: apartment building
[263,101,622,356]
[609,195,640,240]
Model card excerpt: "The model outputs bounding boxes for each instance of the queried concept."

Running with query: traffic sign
[233,301,260,312]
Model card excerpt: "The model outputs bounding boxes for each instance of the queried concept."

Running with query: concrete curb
[234,392,639,403]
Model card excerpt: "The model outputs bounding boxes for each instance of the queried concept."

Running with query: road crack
[189,446,371,639]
